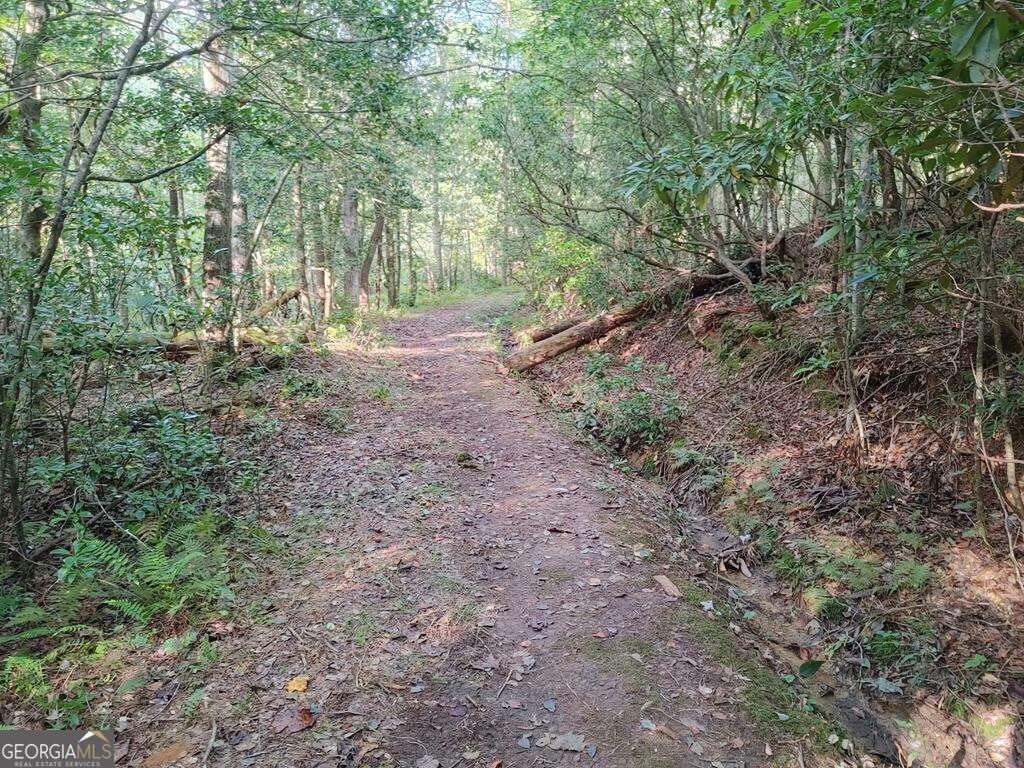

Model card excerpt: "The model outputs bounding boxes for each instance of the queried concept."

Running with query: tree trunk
[168,176,187,293]
[384,217,398,309]
[432,161,444,291]
[375,237,383,310]
[360,200,385,310]
[12,0,46,283]
[394,213,402,305]
[311,199,329,319]
[292,163,313,321]
[406,209,417,306]
[201,4,233,343]
[530,314,587,343]
[231,185,252,314]
[505,273,733,373]
[252,286,302,318]
[340,188,362,303]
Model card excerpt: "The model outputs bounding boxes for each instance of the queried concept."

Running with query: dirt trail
[127,295,804,768]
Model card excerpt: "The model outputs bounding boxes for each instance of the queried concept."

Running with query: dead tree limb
[506,272,734,373]
[251,286,301,318]
[529,314,587,343]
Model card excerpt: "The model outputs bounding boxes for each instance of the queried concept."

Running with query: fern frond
[104,599,158,625]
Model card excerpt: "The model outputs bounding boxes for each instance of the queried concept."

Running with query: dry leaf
[653,574,682,598]
[271,706,315,733]
[143,742,191,768]
[285,675,310,693]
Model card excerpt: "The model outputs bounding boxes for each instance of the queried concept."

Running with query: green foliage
[780,538,881,592]
[572,354,682,450]
[280,371,327,401]
[886,559,932,594]
[526,229,616,311]
[2,405,255,724]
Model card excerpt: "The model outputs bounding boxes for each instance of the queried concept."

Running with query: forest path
[130,294,784,768]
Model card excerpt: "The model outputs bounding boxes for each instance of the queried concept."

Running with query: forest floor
[117,293,836,768]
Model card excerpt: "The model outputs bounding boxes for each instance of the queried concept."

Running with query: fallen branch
[529,314,586,343]
[505,271,734,373]
[251,286,302,319]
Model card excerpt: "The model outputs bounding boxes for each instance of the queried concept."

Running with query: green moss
[629,745,676,768]
[666,605,829,743]
[971,712,1017,745]
[576,636,652,690]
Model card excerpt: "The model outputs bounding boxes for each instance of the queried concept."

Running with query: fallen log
[252,286,302,319]
[505,271,733,373]
[529,314,586,343]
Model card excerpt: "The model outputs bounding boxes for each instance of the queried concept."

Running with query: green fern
[56,537,134,584]
[104,598,158,624]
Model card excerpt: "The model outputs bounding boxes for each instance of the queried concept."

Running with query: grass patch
[576,635,654,692]
[667,603,829,742]
[342,610,379,648]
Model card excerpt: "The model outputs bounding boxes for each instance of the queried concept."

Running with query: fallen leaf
[143,743,191,768]
[285,675,310,693]
[653,574,682,598]
[271,706,315,734]
[542,698,556,712]
[415,757,440,768]
[799,659,823,678]
[656,724,680,741]
[517,735,531,748]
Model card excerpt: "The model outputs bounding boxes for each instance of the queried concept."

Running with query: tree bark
[394,213,402,305]
[360,200,385,310]
[292,163,313,321]
[384,217,398,308]
[311,198,329,319]
[168,176,187,293]
[11,0,47,311]
[252,286,302,318]
[201,1,233,343]
[406,209,417,306]
[506,273,733,373]
[231,184,252,305]
[340,188,362,303]
[530,314,587,343]
[432,160,444,291]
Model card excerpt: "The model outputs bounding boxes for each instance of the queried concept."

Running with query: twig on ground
[202,719,217,767]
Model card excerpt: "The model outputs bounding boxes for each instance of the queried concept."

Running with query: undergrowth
[570,353,682,452]
[2,398,274,727]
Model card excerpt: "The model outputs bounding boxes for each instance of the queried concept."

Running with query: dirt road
[127,295,812,767]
